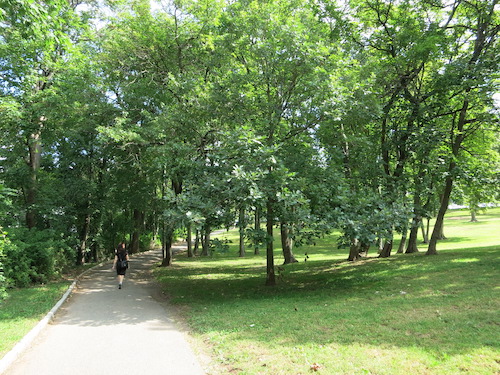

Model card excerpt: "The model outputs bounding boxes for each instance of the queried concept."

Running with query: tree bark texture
[130,209,144,254]
[347,238,361,261]
[201,225,211,256]
[26,131,42,229]
[420,220,429,244]
[280,221,298,264]
[77,212,91,266]
[397,230,407,254]
[186,222,193,257]
[254,206,261,255]
[265,198,276,286]
[379,239,393,258]
[239,206,246,257]
[406,216,420,254]
[161,226,173,266]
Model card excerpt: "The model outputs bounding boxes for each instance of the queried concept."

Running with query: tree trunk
[377,238,384,254]
[254,206,261,255]
[397,230,407,254]
[186,222,193,257]
[238,206,246,257]
[348,238,361,261]
[405,216,420,253]
[420,220,429,244]
[359,242,370,257]
[130,209,144,254]
[265,198,276,286]
[77,212,91,266]
[194,229,200,255]
[201,225,211,256]
[161,226,173,266]
[280,221,298,264]
[26,131,42,229]
[427,173,454,255]
[470,210,478,222]
[379,239,393,258]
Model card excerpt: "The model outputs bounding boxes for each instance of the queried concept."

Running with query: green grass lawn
[154,208,500,375]
[0,282,70,358]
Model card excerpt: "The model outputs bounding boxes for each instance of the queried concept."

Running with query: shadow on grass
[155,245,500,356]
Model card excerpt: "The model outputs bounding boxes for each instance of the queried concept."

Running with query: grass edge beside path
[0,282,71,359]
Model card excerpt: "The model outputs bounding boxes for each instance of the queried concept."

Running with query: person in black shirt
[112,242,129,289]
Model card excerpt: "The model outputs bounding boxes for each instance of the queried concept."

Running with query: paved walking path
[4,248,206,375]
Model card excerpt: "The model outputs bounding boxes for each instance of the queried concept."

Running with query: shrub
[3,228,74,287]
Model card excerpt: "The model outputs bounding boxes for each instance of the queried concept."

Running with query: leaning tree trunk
[280,221,298,264]
[379,239,393,258]
[397,229,407,254]
[427,172,454,255]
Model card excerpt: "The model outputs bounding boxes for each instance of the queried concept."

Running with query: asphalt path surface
[4,248,206,375]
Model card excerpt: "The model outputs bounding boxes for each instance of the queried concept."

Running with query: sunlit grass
[155,208,500,374]
[0,282,70,358]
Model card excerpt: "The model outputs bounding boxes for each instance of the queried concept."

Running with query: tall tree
[218,0,333,285]
[426,0,499,254]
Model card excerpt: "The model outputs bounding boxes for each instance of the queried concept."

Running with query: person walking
[112,242,129,289]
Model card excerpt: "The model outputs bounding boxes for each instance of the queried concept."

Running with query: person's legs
[117,273,124,288]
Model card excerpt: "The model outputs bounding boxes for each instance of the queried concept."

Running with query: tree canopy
[0,0,498,289]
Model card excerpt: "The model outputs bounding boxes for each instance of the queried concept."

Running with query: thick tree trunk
[254,206,261,255]
[406,216,420,253]
[265,198,276,286]
[238,206,246,257]
[161,226,173,266]
[348,238,361,261]
[379,239,393,258]
[280,221,298,264]
[186,222,193,257]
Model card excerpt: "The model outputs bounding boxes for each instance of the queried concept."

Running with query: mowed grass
[154,208,500,375]
[0,282,70,358]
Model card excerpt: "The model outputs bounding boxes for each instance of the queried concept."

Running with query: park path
[4,247,206,375]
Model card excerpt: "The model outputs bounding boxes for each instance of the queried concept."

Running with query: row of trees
[0,0,498,290]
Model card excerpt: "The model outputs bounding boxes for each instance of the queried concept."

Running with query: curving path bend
[4,248,206,375]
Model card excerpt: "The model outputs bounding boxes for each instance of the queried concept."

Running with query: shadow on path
[4,248,206,375]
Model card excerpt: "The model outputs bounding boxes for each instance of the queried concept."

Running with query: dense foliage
[0,0,498,291]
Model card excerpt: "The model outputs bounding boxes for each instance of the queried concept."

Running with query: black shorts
[116,267,127,276]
